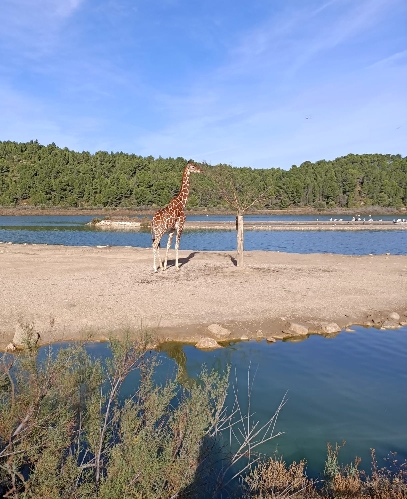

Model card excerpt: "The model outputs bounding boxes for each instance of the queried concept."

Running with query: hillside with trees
[0,140,406,210]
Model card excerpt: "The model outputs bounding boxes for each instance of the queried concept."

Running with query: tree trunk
[236,214,244,267]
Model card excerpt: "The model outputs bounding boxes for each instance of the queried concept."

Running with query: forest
[0,140,406,210]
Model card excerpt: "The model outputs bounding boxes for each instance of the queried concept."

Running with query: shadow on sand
[166,251,199,269]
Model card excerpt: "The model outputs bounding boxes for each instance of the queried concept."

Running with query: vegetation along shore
[1,141,406,211]
[2,336,407,498]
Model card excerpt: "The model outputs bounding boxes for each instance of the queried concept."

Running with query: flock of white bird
[324,216,407,223]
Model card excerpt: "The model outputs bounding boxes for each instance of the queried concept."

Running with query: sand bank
[1,243,406,350]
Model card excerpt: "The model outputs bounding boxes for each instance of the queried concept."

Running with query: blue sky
[0,0,406,169]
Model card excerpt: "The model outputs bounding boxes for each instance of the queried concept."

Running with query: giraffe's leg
[175,217,185,270]
[153,238,163,272]
[175,230,183,270]
[164,231,174,271]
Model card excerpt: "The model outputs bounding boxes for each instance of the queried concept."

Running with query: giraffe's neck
[174,168,191,208]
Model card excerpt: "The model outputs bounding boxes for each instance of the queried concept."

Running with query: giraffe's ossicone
[151,163,203,272]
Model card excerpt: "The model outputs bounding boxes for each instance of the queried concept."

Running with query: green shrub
[0,336,230,498]
[3,338,405,498]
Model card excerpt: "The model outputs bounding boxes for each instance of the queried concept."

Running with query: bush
[2,339,405,498]
[313,201,327,211]
[0,336,287,498]
[323,442,407,499]
[0,336,231,498]
[243,454,318,498]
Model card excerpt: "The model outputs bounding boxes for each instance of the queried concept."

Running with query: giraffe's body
[152,163,202,272]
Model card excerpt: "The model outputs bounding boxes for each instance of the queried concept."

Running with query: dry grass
[244,455,318,498]
[243,444,407,499]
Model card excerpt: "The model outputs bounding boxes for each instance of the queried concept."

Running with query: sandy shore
[1,243,407,350]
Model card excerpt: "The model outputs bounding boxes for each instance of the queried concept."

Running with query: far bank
[1,205,407,217]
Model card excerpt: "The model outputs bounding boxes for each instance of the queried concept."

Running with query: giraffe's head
[186,163,203,174]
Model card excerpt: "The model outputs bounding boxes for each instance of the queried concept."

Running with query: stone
[285,336,306,343]
[381,320,400,330]
[271,331,287,340]
[389,312,400,322]
[5,343,16,352]
[321,322,341,334]
[288,323,309,336]
[366,314,382,325]
[207,323,231,339]
[12,323,40,349]
[240,335,249,341]
[256,329,264,338]
[266,336,276,343]
[345,328,355,332]
[195,337,221,349]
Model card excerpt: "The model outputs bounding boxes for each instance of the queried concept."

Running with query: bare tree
[205,164,274,266]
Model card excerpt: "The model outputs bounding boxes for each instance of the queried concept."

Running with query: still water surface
[1,215,407,255]
[80,326,407,477]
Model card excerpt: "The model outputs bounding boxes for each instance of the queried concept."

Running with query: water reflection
[29,325,407,480]
[160,326,407,477]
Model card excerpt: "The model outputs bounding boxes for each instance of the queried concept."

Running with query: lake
[3,214,407,477]
[82,325,407,478]
[1,214,407,255]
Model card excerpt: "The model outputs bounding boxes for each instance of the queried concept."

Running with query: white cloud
[0,0,84,57]
[284,0,403,76]
[0,82,103,151]
[130,54,407,169]
[0,0,405,167]
[368,49,407,68]
[125,0,407,168]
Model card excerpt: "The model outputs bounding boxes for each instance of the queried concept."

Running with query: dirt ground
[1,243,407,350]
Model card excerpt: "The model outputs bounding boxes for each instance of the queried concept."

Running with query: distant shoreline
[1,206,406,217]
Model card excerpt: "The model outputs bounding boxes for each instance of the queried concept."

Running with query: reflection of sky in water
[169,326,407,477]
[39,326,407,479]
[0,215,406,255]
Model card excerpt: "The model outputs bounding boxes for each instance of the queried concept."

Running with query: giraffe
[151,162,203,272]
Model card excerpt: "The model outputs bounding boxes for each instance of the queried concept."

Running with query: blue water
[175,327,407,477]
[44,326,407,479]
[1,215,406,255]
